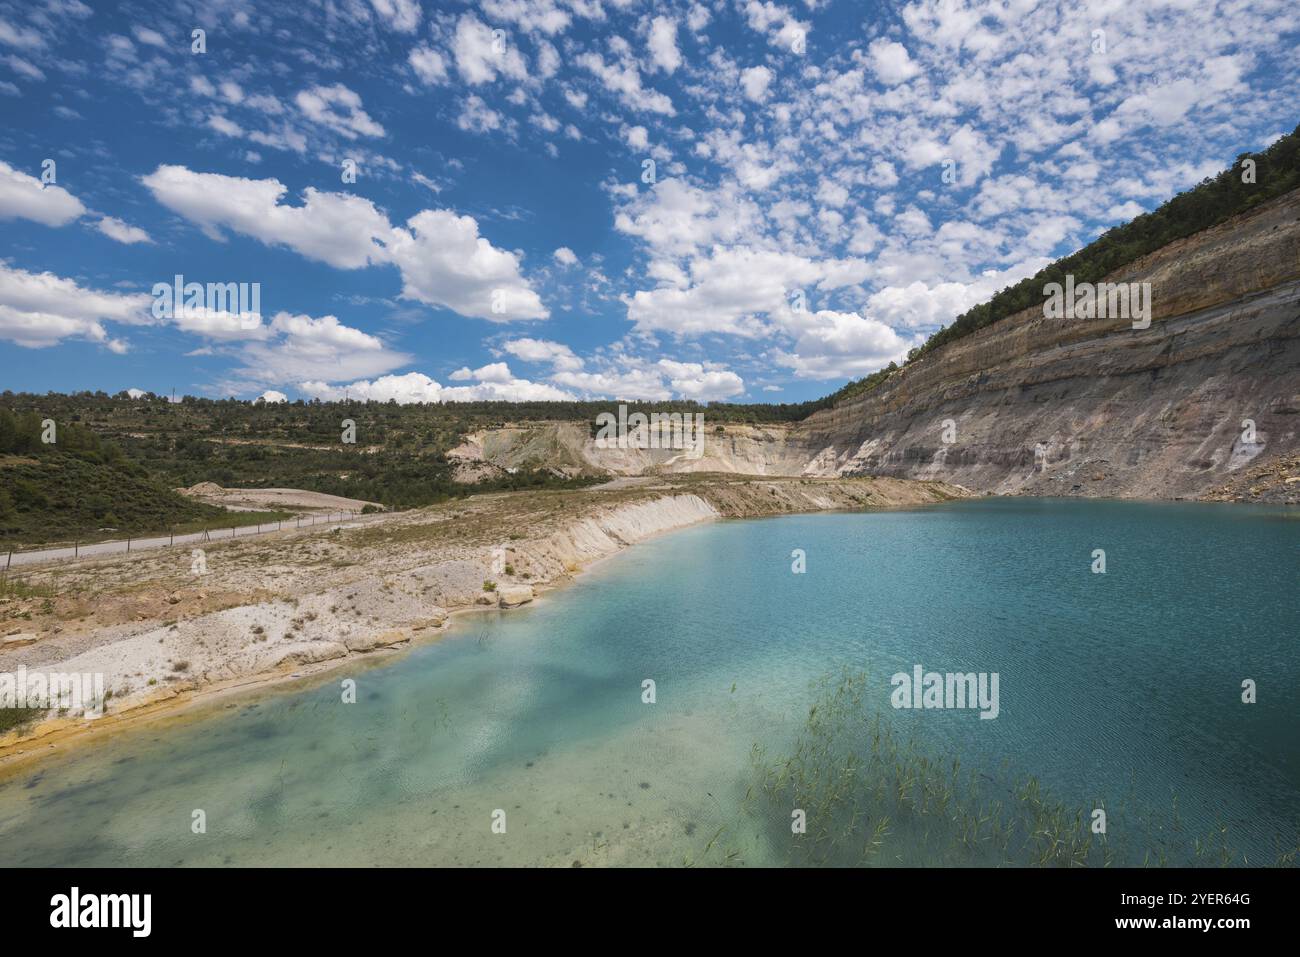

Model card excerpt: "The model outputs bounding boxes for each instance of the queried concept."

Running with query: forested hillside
[0,397,602,545]
[0,408,224,547]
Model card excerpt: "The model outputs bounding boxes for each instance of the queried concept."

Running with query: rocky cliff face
[449,420,819,478]
[450,189,1300,503]
[795,188,1300,502]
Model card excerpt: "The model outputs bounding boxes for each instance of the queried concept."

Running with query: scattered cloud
[96,215,152,244]
[0,160,85,226]
[647,16,682,75]
[295,83,385,140]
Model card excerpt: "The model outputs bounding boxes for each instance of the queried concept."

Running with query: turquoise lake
[0,498,1296,866]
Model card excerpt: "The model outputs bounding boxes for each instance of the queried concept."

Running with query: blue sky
[1,0,1297,405]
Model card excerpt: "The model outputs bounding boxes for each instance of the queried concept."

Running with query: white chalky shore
[0,477,965,760]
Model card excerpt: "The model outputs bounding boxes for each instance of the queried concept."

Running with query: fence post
[6,548,11,571]
[127,537,131,554]
[74,540,78,558]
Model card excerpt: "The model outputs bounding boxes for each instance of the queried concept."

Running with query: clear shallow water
[0,498,1296,867]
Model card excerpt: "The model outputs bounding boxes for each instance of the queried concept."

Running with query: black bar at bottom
[0,866,1289,942]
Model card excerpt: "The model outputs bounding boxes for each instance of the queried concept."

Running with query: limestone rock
[343,632,382,652]
[255,641,348,670]
[412,610,446,631]
[498,585,534,608]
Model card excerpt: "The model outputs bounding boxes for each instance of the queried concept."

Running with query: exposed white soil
[177,483,382,512]
[0,475,965,767]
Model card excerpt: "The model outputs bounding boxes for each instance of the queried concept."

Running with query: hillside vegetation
[0,397,608,546]
[0,408,225,548]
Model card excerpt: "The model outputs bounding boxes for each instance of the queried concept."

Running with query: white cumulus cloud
[142,165,547,321]
[647,16,681,74]
[96,215,151,244]
[0,160,85,226]
[0,262,151,349]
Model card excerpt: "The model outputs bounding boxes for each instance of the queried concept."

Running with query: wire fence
[3,510,365,571]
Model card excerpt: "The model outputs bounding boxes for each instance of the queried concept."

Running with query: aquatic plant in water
[702,669,1293,868]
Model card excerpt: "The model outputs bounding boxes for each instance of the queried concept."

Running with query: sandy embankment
[0,475,966,767]
[177,482,382,512]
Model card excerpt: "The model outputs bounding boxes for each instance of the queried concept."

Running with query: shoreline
[2,487,1292,780]
[0,476,967,775]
